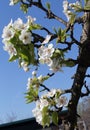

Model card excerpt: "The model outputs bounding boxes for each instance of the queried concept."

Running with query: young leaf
[84,5,90,10]
[52,111,58,125]
[25,86,39,103]
[62,60,75,67]
[29,24,42,30]
[42,107,50,127]
[70,13,76,24]
[84,0,89,4]
[20,4,28,13]
[9,55,18,62]
[46,2,51,10]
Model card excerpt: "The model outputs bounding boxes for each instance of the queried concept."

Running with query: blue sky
[0,0,86,124]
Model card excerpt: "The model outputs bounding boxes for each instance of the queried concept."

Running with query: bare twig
[70,25,82,47]
[40,84,50,92]
[20,0,67,26]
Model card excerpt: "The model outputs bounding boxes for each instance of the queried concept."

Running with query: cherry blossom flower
[49,58,61,72]
[26,16,36,25]
[69,1,80,9]
[13,18,25,31]
[21,61,29,72]
[63,0,72,21]
[19,30,32,44]
[26,78,33,90]
[38,44,54,58]
[47,89,57,97]
[9,0,19,6]
[37,75,43,83]
[63,0,80,21]
[32,89,67,126]
[2,26,15,41]
[3,42,17,57]
[42,89,63,99]
[42,35,52,44]
[32,71,37,77]
[39,98,49,110]
[38,44,54,66]
[63,0,68,11]
[32,100,42,124]
[56,96,67,108]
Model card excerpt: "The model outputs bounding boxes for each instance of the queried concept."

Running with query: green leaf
[46,2,51,10]
[32,77,39,85]
[42,76,49,81]
[58,28,61,35]
[84,0,89,4]
[55,91,61,99]
[19,51,29,61]
[42,107,50,127]
[56,28,67,43]
[42,115,50,127]
[25,86,39,103]
[9,55,18,62]
[17,44,36,65]
[25,95,34,103]
[84,5,90,10]
[70,13,76,24]
[29,24,42,30]
[52,49,65,59]
[10,36,18,45]
[52,111,58,125]
[20,4,28,13]
[62,60,75,67]
[12,0,20,5]
[42,106,48,114]
[53,27,58,34]
[73,3,83,12]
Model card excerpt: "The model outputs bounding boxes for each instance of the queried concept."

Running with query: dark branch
[21,0,67,26]
[81,81,90,97]
[41,27,52,34]
[64,89,72,94]
[70,25,82,47]
[47,73,55,77]
[40,84,50,92]
[85,74,90,78]
[32,32,44,43]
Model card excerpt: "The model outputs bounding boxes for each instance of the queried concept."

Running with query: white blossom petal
[19,30,32,44]
[42,35,52,44]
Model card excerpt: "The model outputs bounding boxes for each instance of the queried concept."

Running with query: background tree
[6,112,17,123]
[1,0,90,130]
[78,96,90,129]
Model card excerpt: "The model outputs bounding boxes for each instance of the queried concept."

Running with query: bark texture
[68,1,90,130]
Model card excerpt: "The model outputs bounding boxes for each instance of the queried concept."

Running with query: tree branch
[85,74,90,78]
[40,84,50,92]
[20,0,67,26]
[32,32,44,43]
[70,25,82,47]
[81,81,90,97]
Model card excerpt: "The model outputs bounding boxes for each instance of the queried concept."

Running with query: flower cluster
[26,71,50,103]
[32,89,67,127]
[2,16,36,71]
[27,72,44,91]
[38,44,61,72]
[38,44,54,65]
[63,0,80,21]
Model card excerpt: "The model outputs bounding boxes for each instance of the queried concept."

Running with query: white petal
[42,35,52,44]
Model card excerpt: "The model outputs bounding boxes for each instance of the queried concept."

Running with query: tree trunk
[68,1,90,130]
[68,65,87,130]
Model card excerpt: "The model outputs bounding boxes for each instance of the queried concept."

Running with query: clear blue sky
[0,0,86,124]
